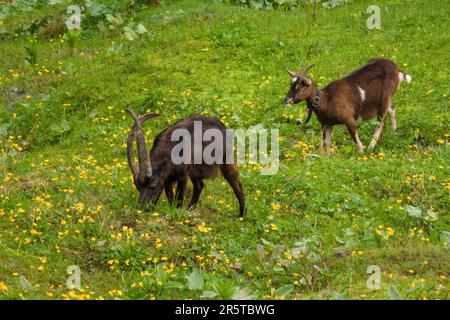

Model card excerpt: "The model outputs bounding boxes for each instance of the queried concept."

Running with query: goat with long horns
[125,109,245,217]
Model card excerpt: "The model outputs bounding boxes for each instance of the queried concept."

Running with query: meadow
[0,0,448,300]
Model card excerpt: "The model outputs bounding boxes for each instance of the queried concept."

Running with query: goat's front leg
[175,178,187,208]
[387,104,397,134]
[369,99,391,150]
[297,108,312,127]
[164,181,175,205]
[322,124,333,156]
[346,122,364,154]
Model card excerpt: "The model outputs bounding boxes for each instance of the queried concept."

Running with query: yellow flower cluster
[197,222,212,234]
[0,282,8,295]
[375,225,395,240]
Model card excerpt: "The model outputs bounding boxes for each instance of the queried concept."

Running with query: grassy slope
[0,0,449,299]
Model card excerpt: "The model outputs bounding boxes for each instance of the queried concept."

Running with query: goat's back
[151,115,230,179]
[345,58,399,88]
[320,58,402,122]
[153,115,227,147]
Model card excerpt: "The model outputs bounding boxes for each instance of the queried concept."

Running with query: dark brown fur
[126,112,245,217]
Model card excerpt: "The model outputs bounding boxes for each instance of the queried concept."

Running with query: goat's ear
[303,78,312,87]
[286,68,295,78]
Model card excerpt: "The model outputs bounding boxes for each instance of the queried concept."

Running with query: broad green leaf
[19,275,33,292]
[329,291,346,300]
[124,26,138,41]
[50,123,63,134]
[85,0,105,17]
[49,0,66,5]
[274,284,294,298]
[405,205,422,218]
[0,124,9,137]
[154,264,168,282]
[60,119,71,132]
[107,13,123,26]
[387,285,403,300]
[166,281,185,289]
[136,23,147,34]
[232,288,255,300]
[210,251,225,260]
[201,290,218,298]
[187,269,204,291]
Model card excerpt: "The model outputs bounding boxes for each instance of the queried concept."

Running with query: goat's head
[284,63,315,105]
[126,109,166,207]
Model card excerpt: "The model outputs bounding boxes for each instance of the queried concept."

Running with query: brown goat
[284,58,412,154]
[126,109,245,217]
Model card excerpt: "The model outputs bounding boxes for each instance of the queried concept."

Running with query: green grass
[0,0,449,300]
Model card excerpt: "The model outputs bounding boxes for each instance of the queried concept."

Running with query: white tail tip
[400,72,412,83]
[405,74,412,83]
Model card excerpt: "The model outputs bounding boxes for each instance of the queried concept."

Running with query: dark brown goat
[126,109,245,217]
[284,58,412,154]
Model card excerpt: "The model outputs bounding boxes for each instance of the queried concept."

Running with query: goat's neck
[306,84,321,110]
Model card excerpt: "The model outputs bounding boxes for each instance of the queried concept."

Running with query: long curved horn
[302,64,315,75]
[126,112,159,185]
[286,68,296,78]
[125,109,159,185]
[126,130,139,185]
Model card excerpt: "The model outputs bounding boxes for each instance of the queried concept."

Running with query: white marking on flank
[357,86,366,102]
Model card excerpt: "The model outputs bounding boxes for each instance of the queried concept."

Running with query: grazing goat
[125,109,245,217]
[284,58,412,154]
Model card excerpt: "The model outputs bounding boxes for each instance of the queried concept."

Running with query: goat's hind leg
[221,164,245,217]
[368,100,390,150]
[387,104,397,134]
[188,178,204,210]
[368,117,385,150]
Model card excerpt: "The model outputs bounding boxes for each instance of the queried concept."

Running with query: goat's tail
[399,71,412,83]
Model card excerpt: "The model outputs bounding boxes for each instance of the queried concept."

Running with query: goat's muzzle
[284,97,294,106]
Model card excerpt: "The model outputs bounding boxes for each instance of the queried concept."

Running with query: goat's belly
[192,165,219,179]
[359,105,378,121]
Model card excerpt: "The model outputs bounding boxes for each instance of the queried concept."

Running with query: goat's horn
[303,64,315,75]
[125,109,157,185]
[297,59,305,73]
[286,68,295,78]
[126,129,139,185]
